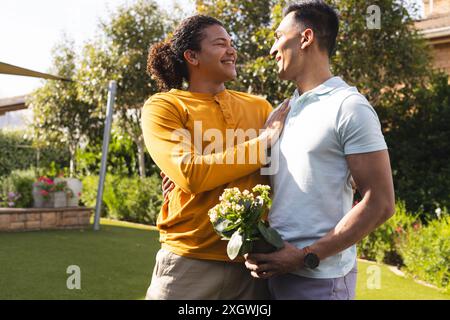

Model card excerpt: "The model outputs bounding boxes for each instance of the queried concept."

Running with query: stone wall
[0,207,92,232]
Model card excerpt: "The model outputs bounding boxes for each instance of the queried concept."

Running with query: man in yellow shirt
[141,15,289,299]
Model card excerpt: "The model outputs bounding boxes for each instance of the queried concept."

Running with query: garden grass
[0,219,448,300]
[0,219,159,299]
[356,259,449,300]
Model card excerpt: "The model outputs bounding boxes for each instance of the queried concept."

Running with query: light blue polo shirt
[268,76,387,279]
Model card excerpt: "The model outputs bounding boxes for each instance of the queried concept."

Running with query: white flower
[435,207,442,219]
[209,211,218,223]
[256,196,264,206]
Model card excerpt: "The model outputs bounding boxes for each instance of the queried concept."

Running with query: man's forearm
[308,196,394,261]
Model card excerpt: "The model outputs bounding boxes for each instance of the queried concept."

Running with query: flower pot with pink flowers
[32,176,55,208]
[52,180,68,208]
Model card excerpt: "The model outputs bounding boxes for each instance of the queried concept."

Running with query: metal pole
[94,80,116,231]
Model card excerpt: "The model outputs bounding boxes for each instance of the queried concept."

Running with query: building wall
[418,1,450,80]
[423,0,450,16]
[431,41,450,75]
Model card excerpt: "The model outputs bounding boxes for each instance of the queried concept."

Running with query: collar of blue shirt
[292,76,347,100]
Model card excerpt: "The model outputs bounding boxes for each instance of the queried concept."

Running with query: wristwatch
[302,246,320,269]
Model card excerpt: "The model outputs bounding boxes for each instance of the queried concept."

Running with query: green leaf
[258,221,284,250]
[248,205,263,224]
[214,218,231,234]
[221,225,240,239]
[239,239,253,256]
[227,230,244,260]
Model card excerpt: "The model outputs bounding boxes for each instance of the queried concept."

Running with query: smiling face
[270,12,309,81]
[186,24,237,83]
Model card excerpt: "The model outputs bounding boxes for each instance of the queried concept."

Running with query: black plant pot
[251,238,277,254]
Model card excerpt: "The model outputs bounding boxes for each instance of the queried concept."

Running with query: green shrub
[386,72,450,215]
[76,129,158,177]
[357,201,419,265]
[0,131,36,177]
[80,174,163,225]
[0,130,70,178]
[113,176,163,225]
[79,175,111,217]
[398,213,450,292]
[358,201,449,291]
[0,169,36,208]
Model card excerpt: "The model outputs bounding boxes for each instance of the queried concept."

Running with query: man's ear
[183,50,199,66]
[300,28,314,50]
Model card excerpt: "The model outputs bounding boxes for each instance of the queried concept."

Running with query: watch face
[304,253,320,269]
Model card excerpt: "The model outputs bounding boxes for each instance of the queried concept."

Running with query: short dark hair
[284,1,339,57]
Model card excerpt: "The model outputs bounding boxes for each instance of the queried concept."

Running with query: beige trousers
[146,248,270,300]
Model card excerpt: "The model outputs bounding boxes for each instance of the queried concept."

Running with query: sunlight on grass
[356,260,449,300]
[0,219,448,300]
[0,219,159,299]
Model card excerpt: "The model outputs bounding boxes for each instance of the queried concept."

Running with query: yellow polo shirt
[141,88,273,261]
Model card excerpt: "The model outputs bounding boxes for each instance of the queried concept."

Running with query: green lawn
[0,219,159,300]
[0,219,448,300]
[356,260,449,300]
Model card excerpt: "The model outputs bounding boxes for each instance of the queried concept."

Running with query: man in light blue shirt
[244,1,395,299]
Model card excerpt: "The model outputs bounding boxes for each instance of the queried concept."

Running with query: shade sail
[0,95,27,116]
[0,62,71,81]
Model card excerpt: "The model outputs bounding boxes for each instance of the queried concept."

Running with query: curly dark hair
[147,15,224,91]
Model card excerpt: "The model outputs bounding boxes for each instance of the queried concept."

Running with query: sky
[0,0,195,99]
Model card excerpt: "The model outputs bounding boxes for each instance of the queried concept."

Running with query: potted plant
[54,175,82,207]
[208,185,284,260]
[65,178,82,207]
[53,180,68,208]
[32,176,55,208]
[66,188,81,207]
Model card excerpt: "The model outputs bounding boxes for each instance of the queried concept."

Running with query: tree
[30,38,102,176]
[330,0,431,128]
[197,0,276,62]
[386,72,450,213]
[198,0,431,108]
[77,0,169,178]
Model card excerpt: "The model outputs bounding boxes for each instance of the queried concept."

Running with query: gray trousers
[268,263,358,300]
[146,249,270,300]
